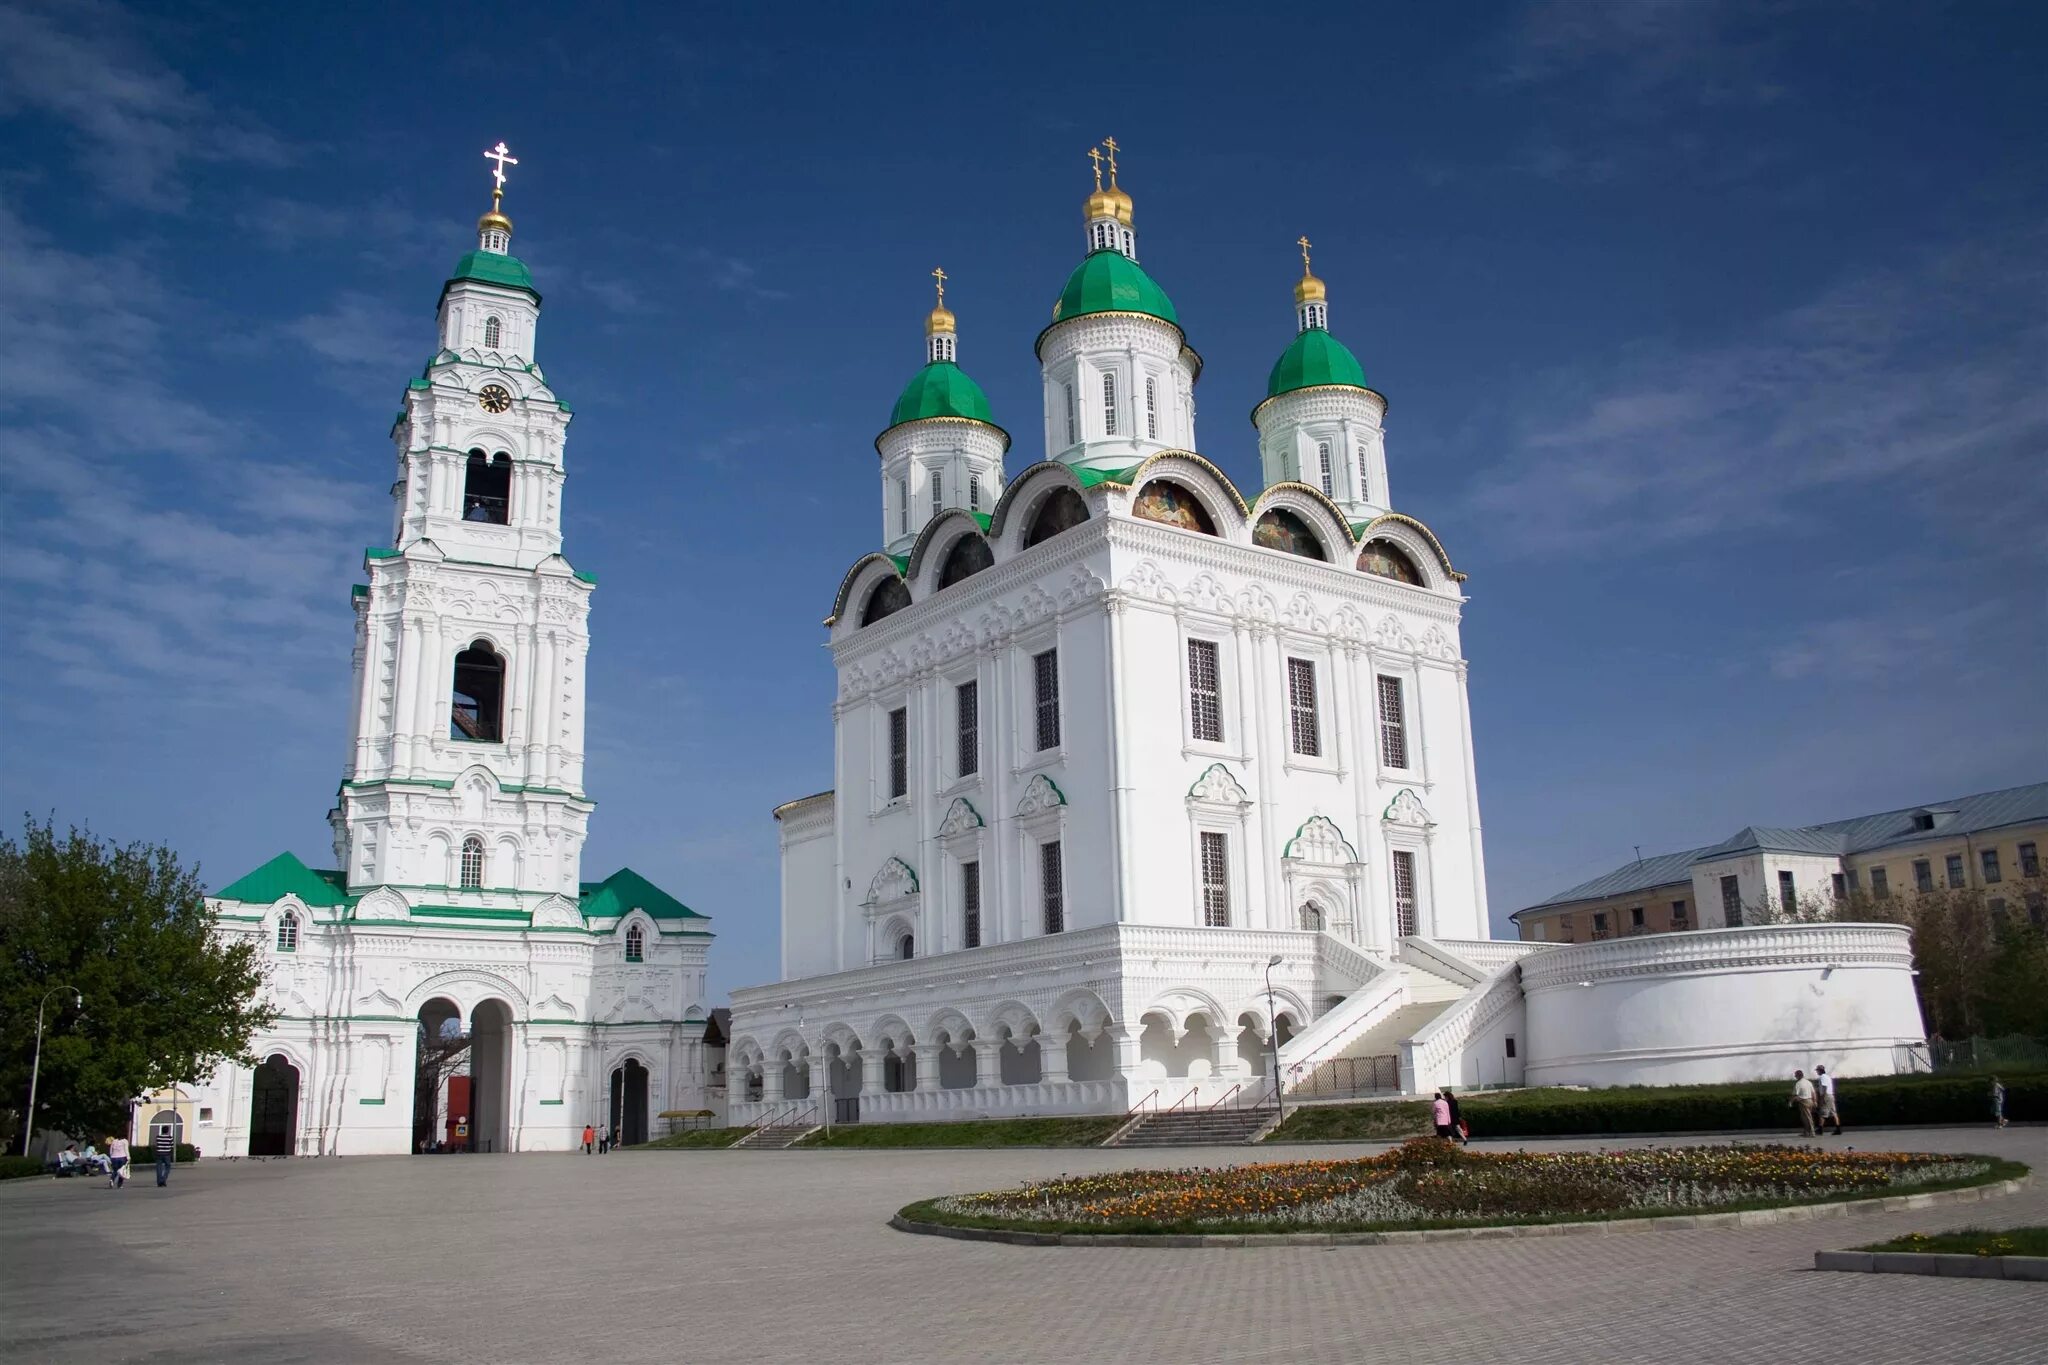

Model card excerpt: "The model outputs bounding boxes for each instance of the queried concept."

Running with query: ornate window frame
[1381,788,1437,940]
[1016,775,1068,940]
[1281,813,1367,944]
[1186,763,1253,930]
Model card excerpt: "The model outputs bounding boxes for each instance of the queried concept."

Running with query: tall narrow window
[1831,873,1846,901]
[1187,639,1222,743]
[962,860,982,948]
[1102,372,1118,435]
[1317,441,1333,496]
[1671,899,1689,926]
[1982,848,2003,883]
[1145,376,1158,438]
[276,912,299,953]
[1200,831,1230,927]
[1914,859,1933,892]
[969,474,981,510]
[483,315,502,349]
[1286,657,1321,756]
[929,469,942,515]
[1063,383,1076,444]
[1356,443,1370,501]
[2021,842,2040,877]
[1033,648,1060,750]
[1777,870,1796,915]
[1721,874,1742,924]
[887,707,908,799]
[1391,850,1417,936]
[1870,866,1890,899]
[1375,675,1408,769]
[462,450,511,524]
[460,835,485,889]
[1945,854,1965,888]
[624,924,644,963]
[1041,840,1065,933]
[451,642,505,741]
[898,477,909,536]
[956,680,979,776]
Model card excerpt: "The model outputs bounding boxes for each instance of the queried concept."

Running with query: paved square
[3,1126,2042,1364]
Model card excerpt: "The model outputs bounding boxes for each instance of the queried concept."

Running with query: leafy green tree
[1,817,274,1142]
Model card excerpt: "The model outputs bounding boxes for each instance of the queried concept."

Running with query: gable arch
[924,1006,976,1045]
[1355,512,1464,587]
[1252,482,1355,562]
[1123,451,1250,540]
[989,462,1093,555]
[827,552,910,634]
[904,509,992,587]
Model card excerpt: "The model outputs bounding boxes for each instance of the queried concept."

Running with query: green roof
[1049,250,1179,329]
[1265,327,1368,400]
[887,361,996,429]
[443,250,539,301]
[577,866,705,921]
[215,852,354,908]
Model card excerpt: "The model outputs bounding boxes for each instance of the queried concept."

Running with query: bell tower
[330,144,595,903]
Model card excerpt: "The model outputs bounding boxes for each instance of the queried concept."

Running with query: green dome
[443,249,539,301]
[888,361,995,429]
[1049,250,1179,329]
[1265,327,1367,399]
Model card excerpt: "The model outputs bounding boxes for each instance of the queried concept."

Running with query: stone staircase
[732,1119,818,1149]
[1283,955,1475,1098]
[1105,1104,1277,1148]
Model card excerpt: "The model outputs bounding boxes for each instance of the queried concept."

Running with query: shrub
[0,1155,47,1181]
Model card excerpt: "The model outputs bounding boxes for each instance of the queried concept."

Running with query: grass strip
[797,1116,1124,1149]
[1857,1224,2048,1256]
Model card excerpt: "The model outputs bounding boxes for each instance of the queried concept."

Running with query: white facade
[192,188,714,1156]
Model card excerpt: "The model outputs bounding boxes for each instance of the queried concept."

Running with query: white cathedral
[180,157,713,1156]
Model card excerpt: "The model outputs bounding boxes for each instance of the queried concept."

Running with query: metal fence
[1930,1035,2048,1072]
[1290,1054,1401,1099]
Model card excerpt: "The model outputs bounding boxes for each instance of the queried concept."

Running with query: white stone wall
[1037,313,1198,469]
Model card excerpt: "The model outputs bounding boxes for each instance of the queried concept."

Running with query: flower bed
[903,1139,2020,1236]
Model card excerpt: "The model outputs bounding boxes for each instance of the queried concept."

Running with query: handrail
[1125,1088,1159,1116]
[1163,1088,1198,1115]
[1206,1083,1242,1111]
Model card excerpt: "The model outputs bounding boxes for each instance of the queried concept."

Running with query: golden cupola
[1081,138,1138,258]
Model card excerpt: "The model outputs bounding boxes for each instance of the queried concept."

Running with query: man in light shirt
[1790,1069,1817,1138]
[1813,1065,1842,1135]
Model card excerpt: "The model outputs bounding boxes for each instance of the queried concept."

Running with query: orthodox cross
[931,266,947,306]
[1298,235,1313,273]
[483,141,519,205]
[1102,135,1120,183]
[1087,145,1104,190]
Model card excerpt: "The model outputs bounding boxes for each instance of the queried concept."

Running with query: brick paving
[2,1126,2042,1364]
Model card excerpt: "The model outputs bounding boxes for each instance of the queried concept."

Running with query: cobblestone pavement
[3,1126,2042,1364]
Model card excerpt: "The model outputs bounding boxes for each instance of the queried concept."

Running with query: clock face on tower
[478,384,513,413]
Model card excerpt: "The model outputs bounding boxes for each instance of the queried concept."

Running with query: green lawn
[636,1127,747,1150]
[796,1116,1124,1149]
[1859,1225,2048,1256]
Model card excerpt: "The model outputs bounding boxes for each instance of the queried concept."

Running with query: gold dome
[925,304,957,337]
[1294,271,1327,305]
[1084,183,1134,226]
[478,209,513,236]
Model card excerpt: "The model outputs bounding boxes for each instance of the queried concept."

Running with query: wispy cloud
[687,247,789,301]
[1499,0,1792,107]
[282,291,418,394]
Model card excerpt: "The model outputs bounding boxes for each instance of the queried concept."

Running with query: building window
[1671,899,1688,927]
[1187,639,1222,743]
[1945,854,1965,888]
[1987,898,2007,921]
[1102,372,1118,435]
[962,860,981,948]
[1720,874,1741,925]
[1914,859,1933,893]
[1300,901,1324,930]
[460,835,485,889]
[1033,648,1060,750]
[1629,905,1645,931]
[2028,891,2046,927]
[969,474,980,510]
[1041,839,1065,934]
[898,931,915,960]
[1777,870,1796,915]
[1593,911,1610,939]
[275,912,298,953]
[1392,850,1418,936]
[1846,868,1860,892]
[1356,444,1369,501]
[1982,848,2002,883]
[1376,675,1408,769]
[1871,866,1890,899]
[929,469,942,515]
[955,680,979,777]
[1316,441,1333,496]
[1286,657,1321,757]
[1831,872,1847,901]
[483,315,502,349]
[1200,831,1230,928]
[1063,382,1076,445]
[198,1107,214,1123]
[897,477,909,536]
[887,707,908,799]
[1145,376,1158,438]
[625,924,644,963]
[1504,1036,1517,1059]
[451,642,506,741]
[2020,842,2040,878]
[462,450,511,524]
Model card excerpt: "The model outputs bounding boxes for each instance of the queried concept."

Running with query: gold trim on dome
[1250,383,1387,426]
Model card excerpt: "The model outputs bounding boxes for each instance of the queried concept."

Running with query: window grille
[1831,873,1846,901]
[963,860,981,948]
[1982,848,2002,883]
[483,316,502,349]
[460,835,485,889]
[1778,870,1796,915]
[1145,377,1158,438]
[887,707,908,799]
[1914,860,1933,893]
[625,924,644,962]
[1200,831,1230,927]
[2021,842,2040,878]
[1629,906,1645,929]
[1720,875,1741,924]
[1033,649,1060,750]
[1945,854,1964,888]
[1041,840,1064,934]
[1356,443,1369,500]
[276,913,298,953]
[1392,850,1417,936]
[1286,657,1321,756]
[1064,383,1076,444]
[956,680,979,776]
[1317,442,1333,496]
[930,469,942,514]
[1870,866,1889,899]
[1593,911,1610,939]
[1187,639,1222,743]
[1102,373,1118,435]
[1300,901,1324,931]
[1671,899,1689,925]
[969,474,980,510]
[1375,675,1408,769]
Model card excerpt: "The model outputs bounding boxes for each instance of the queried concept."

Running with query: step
[1107,1108,1276,1147]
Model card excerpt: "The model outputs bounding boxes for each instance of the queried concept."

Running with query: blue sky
[2,0,2043,998]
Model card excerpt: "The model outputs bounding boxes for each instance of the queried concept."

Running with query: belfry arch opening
[1022,487,1089,547]
[463,450,511,524]
[451,642,505,742]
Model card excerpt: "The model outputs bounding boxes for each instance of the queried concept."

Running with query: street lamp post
[1264,955,1285,1125]
[22,985,84,1159]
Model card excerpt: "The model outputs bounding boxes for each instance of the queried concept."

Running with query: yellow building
[1512,783,2047,942]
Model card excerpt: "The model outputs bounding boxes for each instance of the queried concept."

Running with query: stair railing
[1163,1087,1198,1116]
[1125,1088,1159,1116]
[1205,1082,1242,1111]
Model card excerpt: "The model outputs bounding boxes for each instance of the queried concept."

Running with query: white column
[913,1043,943,1092]
[1039,1030,1070,1084]
[1211,1022,1244,1078]
[860,1048,885,1097]
[972,1039,1003,1089]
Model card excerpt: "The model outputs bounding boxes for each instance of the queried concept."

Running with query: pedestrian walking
[582,1123,595,1154]
[1790,1069,1817,1138]
[153,1125,176,1186]
[1991,1076,2007,1129]
[599,1125,611,1154]
[106,1135,130,1188]
[1431,1091,1453,1139]
[1442,1085,1469,1144]
[1813,1065,1842,1135]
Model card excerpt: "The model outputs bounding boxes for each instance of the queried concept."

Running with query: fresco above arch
[1132,480,1217,535]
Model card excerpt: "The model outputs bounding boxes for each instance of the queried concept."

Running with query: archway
[412,997,465,1152]
[249,1054,300,1156]
[609,1059,649,1147]
[469,999,516,1153]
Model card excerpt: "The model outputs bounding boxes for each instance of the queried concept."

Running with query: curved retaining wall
[1521,923,1926,1088]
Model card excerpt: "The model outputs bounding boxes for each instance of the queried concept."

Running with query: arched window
[1023,487,1090,547]
[483,315,502,349]
[625,924,644,963]
[898,932,915,960]
[1132,480,1217,535]
[860,576,911,626]
[276,911,299,952]
[1299,901,1325,931]
[1253,508,1328,561]
[450,642,505,741]
[462,450,511,524]
[1358,539,1423,584]
[459,835,485,889]
[936,533,993,591]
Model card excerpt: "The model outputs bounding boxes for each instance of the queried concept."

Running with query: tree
[0,817,274,1142]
